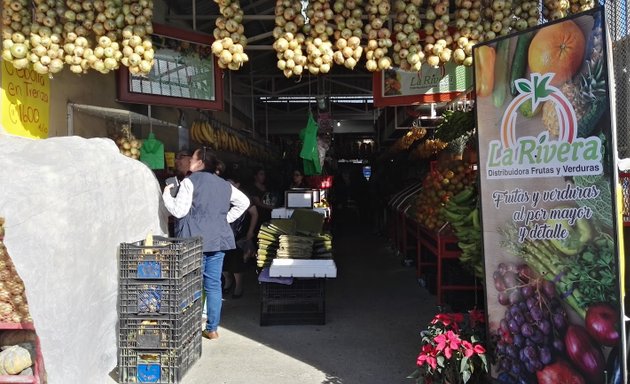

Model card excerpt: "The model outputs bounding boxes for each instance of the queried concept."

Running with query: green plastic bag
[299,113,321,175]
[140,132,165,170]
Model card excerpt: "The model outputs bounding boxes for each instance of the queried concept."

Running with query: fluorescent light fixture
[259,95,373,104]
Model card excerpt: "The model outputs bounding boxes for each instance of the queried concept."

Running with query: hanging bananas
[441,187,484,279]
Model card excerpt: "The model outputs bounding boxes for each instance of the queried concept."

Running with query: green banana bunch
[441,187,484,279]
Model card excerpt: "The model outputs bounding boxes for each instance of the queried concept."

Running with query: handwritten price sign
[1,61,50,138]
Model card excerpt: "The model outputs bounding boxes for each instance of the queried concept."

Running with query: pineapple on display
[542,24,606,138]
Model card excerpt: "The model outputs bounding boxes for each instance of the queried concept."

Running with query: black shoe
[232,290,243,299]
[223,282,234,295]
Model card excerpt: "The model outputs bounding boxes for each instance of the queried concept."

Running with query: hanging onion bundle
[28,29,65,75]
[364,0,393,72]
[569,0,595,14]
[424,0,452,68]
[452,0,482,66]
[78,0,124,74]
[212,0,248,70]
[331,0,363,70]
[303,0,334,75]
[543,0,570,21]
[119,0,154,76]
[391,0,423,71]
[272,0,306,78]
[480,0,514,40]
[1,0,31,70]
[511,0,539,31]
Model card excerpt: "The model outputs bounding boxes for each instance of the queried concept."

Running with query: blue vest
[174,171,235,252]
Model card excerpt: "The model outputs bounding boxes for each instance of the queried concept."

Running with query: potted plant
[409,309,489,384]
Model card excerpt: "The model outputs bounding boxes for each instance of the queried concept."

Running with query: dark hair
[195,147,219,173]
[252,167,265,179]
[216,160,226,175]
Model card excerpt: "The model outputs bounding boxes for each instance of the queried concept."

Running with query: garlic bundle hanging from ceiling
[272,0,306,78]
[452,0,482,67]
[331,0,363,70]
[424,0,452,68]
[391,0,423,72]
[119,0,154,76]
[1,0,31,70]
[26,0,64,75]
[364,0,393,72]
[212,0,249,71]
[303,0,334,75]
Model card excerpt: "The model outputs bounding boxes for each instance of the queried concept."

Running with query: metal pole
[192,0,197,31]
[67,103,74,136]
[250,65,255,134]
[265,98,269,142]
[229,71,233,127]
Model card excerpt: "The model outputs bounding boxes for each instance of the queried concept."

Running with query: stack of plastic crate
[118,236,203,384]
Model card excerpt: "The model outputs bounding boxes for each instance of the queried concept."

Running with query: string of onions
[480,0,513,41]
[391,0,423,72]
[212,0,249,71]
[512,0,539,31]
[1,0,32,70]
[119,0,154,76]
[364,0,392,72]
[331,0,363,70]
[272,0,307,78]
[26,0,64,75]
[543,0,570,21]
[452,0,482,66]
[303,0,334,75]
[424,0,452,68]
[569,0,595,15]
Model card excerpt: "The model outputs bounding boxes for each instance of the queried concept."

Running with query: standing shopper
[162,148,250,340]
[248,168,277,230]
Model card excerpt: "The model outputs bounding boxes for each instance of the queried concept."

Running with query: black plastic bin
[260,278,326,326]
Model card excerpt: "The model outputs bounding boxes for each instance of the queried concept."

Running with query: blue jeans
[203,251,225,332]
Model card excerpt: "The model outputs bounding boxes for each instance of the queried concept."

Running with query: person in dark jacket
[162,147,249,340]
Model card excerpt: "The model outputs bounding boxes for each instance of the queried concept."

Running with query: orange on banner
[1,61,50,138]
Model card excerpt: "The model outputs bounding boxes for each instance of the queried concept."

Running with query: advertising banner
[1,61,50,138]
[474,9,626,384]
[372,61,472,107]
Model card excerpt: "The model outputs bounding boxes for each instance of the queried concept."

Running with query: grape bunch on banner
[474,8,626,384]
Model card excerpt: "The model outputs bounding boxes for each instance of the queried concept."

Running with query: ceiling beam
[247,31,274,44]
[327,78,373,94]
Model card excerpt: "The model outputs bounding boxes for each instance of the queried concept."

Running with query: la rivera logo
[486,72,603,179]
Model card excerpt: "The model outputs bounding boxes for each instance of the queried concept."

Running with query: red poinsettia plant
[409,309,489,384]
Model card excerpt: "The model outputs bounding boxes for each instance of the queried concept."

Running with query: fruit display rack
[412,221,482,305]
[0,322,44,384]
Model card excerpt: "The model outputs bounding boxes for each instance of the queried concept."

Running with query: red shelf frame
[0,322,44,384]
[413,222,482,305]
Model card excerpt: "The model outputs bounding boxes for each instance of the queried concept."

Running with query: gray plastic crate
[119,236,202,280]
[119,299,202,350]
[119,269,202,316]
[118,330,202,384]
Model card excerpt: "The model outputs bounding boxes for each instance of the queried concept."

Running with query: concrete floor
[111,228,440,384]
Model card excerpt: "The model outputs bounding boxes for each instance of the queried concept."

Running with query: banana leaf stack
[277,235,315,259]
[312,233,333,259]
[256,219,296,268]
